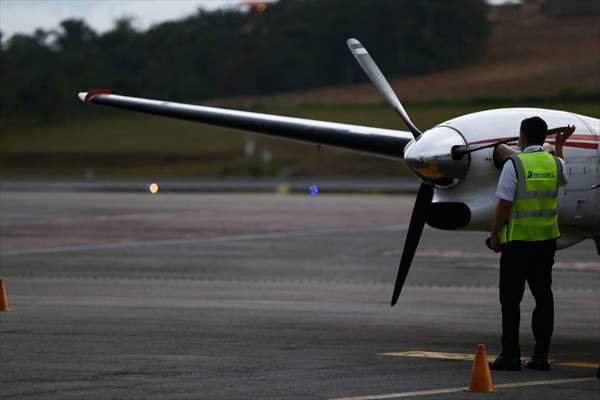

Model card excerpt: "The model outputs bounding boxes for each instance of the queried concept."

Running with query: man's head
[519,116,548,149]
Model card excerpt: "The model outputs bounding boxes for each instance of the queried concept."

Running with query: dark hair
[520,116,548,145]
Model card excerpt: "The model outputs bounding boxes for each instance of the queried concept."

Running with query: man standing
[489,117,574,371]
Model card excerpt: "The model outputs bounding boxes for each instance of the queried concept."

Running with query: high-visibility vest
[499,151,562,244]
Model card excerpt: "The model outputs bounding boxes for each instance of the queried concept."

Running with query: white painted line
[330,387,466,400]
[329,377,596,400]
[1,224,408,256]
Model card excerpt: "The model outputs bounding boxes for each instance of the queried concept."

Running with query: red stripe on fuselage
[469,138,517,145]
[546,141,598,150]
[469,134,598,146]
[547,134,598,141]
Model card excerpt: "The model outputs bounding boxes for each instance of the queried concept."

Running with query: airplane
[78,38,600,307]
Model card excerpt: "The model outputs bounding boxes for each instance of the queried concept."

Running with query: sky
[1,0,518,40]
[0,0,248,39]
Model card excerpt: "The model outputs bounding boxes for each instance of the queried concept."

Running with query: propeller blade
[347,38,422,139]
[391,183,433,306]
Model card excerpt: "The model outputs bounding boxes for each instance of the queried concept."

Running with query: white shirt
[495,145,567,202]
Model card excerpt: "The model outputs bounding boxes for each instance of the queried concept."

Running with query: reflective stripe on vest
[510,209,557,218]
[499,151,561,244]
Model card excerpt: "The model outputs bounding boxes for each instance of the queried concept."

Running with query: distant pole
[245,138,256,158]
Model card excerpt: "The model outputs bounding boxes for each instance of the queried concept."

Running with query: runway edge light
[469,344,493,392]
[149,182,159,194]
[0,279,10,311]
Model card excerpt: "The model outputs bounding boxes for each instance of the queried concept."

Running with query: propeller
[346,38,422,139]
[391,182,433,306]
[347,38,437,306]
[347,41,573,305]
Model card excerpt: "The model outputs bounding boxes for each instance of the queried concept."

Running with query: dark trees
[0,0,489,122]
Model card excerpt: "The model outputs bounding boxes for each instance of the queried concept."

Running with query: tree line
[0,0,489,123]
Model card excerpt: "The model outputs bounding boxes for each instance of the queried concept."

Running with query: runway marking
[379,351,599,369]
[557,361,600,369]
[329,377,596,400]
[380,351,474,361]
[330,387,467,400]
[0,224,408,256]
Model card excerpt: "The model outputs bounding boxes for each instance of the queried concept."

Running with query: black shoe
[526,357,550,370]
[489,353,522,371]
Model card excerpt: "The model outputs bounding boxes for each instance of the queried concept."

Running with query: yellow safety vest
[499,151,562,244]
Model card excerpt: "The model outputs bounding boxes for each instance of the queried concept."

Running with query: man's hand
[555,125,575,145]
[490,199,512,253]
[490,235,501,253]
[553,125,575,159]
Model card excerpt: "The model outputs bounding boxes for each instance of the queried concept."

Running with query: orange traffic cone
[469,344,494,392]
[0,279,10,311]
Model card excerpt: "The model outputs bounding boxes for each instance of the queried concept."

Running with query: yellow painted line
[329,377,596,400]
[494,377,596,388]
[379,351,598,369]
[379,351,475,361]
[557,361,599,369]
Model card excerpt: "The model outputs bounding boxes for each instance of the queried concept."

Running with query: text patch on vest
[526,169,556,180]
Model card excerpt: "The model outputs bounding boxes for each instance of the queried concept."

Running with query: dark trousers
[499,239,556,358]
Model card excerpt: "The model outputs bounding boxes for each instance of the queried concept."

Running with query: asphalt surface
[0,178,420,194]
[0,191,598,399]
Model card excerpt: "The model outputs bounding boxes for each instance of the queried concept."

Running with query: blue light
[308,185,319,197]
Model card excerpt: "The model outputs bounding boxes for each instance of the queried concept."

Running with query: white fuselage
[430,108,600,249]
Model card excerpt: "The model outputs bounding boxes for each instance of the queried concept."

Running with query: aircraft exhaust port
[425,202,471,230]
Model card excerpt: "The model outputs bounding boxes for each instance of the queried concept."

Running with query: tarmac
[0,178,420,194]
[0,190,598,399]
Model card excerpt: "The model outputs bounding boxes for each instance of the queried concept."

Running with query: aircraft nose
[403,126,469,185]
